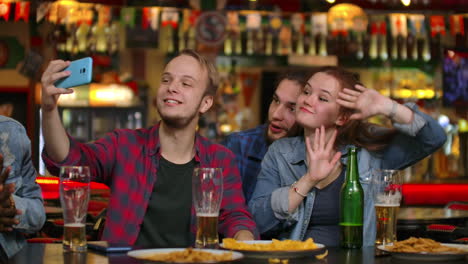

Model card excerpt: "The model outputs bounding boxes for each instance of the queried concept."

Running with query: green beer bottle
[339,147,364,248]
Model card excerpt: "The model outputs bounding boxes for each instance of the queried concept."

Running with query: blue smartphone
[87,241,132,253]
[54,57,93,88]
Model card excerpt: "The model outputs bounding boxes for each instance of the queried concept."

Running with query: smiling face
[156,54,213,129]
[295,72,346,131]
[266,79,303,143]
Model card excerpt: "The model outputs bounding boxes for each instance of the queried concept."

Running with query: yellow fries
[315,249,328,259]
[222,238,318,251]
[138,248,233,262]
[386,237,465,253]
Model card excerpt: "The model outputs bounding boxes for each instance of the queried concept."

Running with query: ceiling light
[401,0,411,6]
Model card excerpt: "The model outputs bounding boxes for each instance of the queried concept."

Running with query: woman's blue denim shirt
[248,103,446,246]
[0,116,46,257]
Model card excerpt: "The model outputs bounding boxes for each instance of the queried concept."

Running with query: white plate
[127,248,244,263]
[219,240,326,259]
[377,243,468,261]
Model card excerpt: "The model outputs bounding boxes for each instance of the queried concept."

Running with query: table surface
[8,243,468,264]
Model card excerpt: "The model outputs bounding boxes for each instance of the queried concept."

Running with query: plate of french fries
[377,237,468,261]
[220,238,326,259]
[127,247,244,263]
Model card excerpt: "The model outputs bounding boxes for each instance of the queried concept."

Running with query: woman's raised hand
[304,125,341,183]
[337,84,392,121]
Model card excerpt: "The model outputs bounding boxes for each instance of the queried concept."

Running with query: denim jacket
[248,103,446,246]
[0,116,45,257]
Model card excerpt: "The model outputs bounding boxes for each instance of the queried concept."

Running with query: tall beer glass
[371,169,402,246]
[192,168,223,248]
[59,166,91,252]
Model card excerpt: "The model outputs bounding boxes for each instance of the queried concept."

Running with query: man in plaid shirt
[222,72,305,203]
[40,50,258,247]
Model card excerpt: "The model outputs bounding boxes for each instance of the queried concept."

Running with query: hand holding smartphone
[54,57,93,89]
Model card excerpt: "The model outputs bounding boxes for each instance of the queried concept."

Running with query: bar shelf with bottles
[60,105,146,143]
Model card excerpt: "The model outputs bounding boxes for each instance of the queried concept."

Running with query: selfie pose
[40,50,258,247]
[249,66,446,246]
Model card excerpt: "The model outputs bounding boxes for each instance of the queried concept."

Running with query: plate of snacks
[127,247,244,263]
[220,238,326,259]
[377,237,468,261]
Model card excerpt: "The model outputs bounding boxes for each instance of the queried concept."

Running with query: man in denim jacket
[0,116,45,260]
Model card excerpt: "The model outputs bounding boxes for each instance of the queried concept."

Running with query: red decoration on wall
[450,15,465,36]
[14,1,29,22]
[142,7,150,29]
[430,15,446,37]
[0,1,11,21]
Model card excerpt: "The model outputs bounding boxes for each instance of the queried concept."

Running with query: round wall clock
[195,11,227,46]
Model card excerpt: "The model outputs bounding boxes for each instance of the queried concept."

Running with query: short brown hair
[177,49,219,96]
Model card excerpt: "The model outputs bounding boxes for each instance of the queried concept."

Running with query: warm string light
[401,0,411,6]
[327,0,336,3]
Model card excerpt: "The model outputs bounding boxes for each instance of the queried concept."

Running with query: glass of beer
[192,168,223,249]
[59,166,91,252]
[371,169,402,246]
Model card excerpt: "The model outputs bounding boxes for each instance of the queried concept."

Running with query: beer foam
[197,213,219,217]
[64,223,85,227]
[374,203,399,207]
[376,192,401,205]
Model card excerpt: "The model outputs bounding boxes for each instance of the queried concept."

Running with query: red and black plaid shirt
[42,122,259,244]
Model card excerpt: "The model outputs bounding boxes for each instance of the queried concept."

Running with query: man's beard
[157,101,200,129]
[264,122,302,145]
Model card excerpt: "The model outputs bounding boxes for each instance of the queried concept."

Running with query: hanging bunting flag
[57,3,70,24]
[149,7,160,31]
[352,15,368,34]
[15,1,30,22]
[390,14,408,37]
[407,15,425,60]
[77,5,93,25]
[369,15,388,60]
[225,11,240,55]
[47,2,58,23]
[143,7,160,30]
[310,13,327,36]
[278,19,292,55]
[142,7,151,29]
[291,13,305,55]
[246,13,261,31]
[37,2,51,22]
[0,1,11,21]
[98,5,111,26]
[450,14,465,36]
[430,15,446,37]
[161,8,179,29]
[291,13,304,33]
[408,14,425,36]
[120,7,136,28]
[269,13,282,35]
[227,11,239,33]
